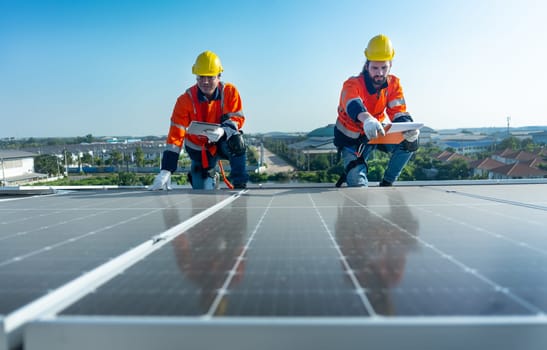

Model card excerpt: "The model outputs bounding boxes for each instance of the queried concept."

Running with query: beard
[373,75,387,86]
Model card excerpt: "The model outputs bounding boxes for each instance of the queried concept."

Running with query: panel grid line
[205,195,275,318]
[2,191,243,349]
[342,190,545,316]
[426,187,547,211]
[308,193,377,317]
[416,205,547,257]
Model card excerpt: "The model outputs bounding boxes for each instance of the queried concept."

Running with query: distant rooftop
[0,150,38,159]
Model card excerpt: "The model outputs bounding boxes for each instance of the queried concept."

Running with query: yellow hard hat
[364,34,395,61]
[192,50,224,76]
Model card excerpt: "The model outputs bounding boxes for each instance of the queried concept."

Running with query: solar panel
[1,184,547,350]
[0,190,234,350]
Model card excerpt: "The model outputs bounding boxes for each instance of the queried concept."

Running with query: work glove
[227,132,246,156]
[221,119,239,140]
[148,170,172,190]
[359,112,385,140]
[204,128,224,143]
[223,126,238,140]
[403,129,419,142]
[219,119,245,155]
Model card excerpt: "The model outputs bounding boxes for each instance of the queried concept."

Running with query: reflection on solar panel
[1,183,547,350]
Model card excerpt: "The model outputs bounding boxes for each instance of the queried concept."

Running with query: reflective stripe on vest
[335,118,361,139]
[387,98,405,109]
[184,138,203,151]
[165,143,182,154]
[186,88,197,115]
[170,121,186,132]
[187,84,225,149]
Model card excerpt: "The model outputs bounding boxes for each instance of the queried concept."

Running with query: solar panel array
[1,184,546,350]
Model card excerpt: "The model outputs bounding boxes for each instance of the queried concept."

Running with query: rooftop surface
[1,181,546,350]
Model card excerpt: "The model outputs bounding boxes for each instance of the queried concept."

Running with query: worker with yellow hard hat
[334,34,420,187]
[149,50,248,190]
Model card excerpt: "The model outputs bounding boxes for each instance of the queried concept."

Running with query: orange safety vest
[335,74,409,141]
[165,82,245,167]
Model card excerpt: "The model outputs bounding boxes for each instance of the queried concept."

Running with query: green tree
[521,138,535,152]
[410,150,435,180]
[34,154,61,176]
[309,154,330,170]
[117,172,137,186]
[94,156,104,166]
[399,164,416,181]
[249,172,268,183]
[81,152,93,165]
[110,150,123,167]
[134,147,145,167]
[367,158,387,181]
[75,134,94,144]
[436,159,470,180]
[247,146,259,166]
[327,162,344,178]
[46,138,65,146]
[498,136,520,150]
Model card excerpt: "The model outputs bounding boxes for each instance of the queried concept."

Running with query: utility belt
[185,134,246,190]
[334,138,418,188]
[184,144,218,177]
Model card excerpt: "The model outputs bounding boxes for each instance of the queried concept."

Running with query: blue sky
[1,0,546,138]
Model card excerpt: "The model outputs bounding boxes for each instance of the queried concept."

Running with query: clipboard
[187,121,225,142]
[368,122,424,144]
[187,121,223,136]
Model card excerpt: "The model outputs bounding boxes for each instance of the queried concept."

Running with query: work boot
[379,179,392,187]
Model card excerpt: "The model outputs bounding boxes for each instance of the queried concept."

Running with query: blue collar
[197,84,221,102]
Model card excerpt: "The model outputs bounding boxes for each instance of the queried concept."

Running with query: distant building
[489,162,547,179]
[436,134,496,155]
[287,125,337,170]
[492,149,546,165]
[434,150,472,163]
[288,136,337,154]
[21,141,167,169]
[307,124,334,138]
[417,126,438,144]
[472,148,547,179]
[469,158,505,178]
[531,131,547,145]
[0,150,47,185]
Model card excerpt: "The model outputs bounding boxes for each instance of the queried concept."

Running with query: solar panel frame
[1,182,546,350]
[0,189,238,350]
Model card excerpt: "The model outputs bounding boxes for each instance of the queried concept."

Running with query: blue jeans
[187,141,248,190]
[340,143,413,187]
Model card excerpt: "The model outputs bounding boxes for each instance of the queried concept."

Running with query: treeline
[0,134,165,149]
[261,136,546,183]
[1,134,97,149]
[29,135,547,187]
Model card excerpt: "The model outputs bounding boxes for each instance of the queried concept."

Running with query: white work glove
[359,112,385,140]
[204,128,224,143]
[148,170,172,190]
[403,129,420,142]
